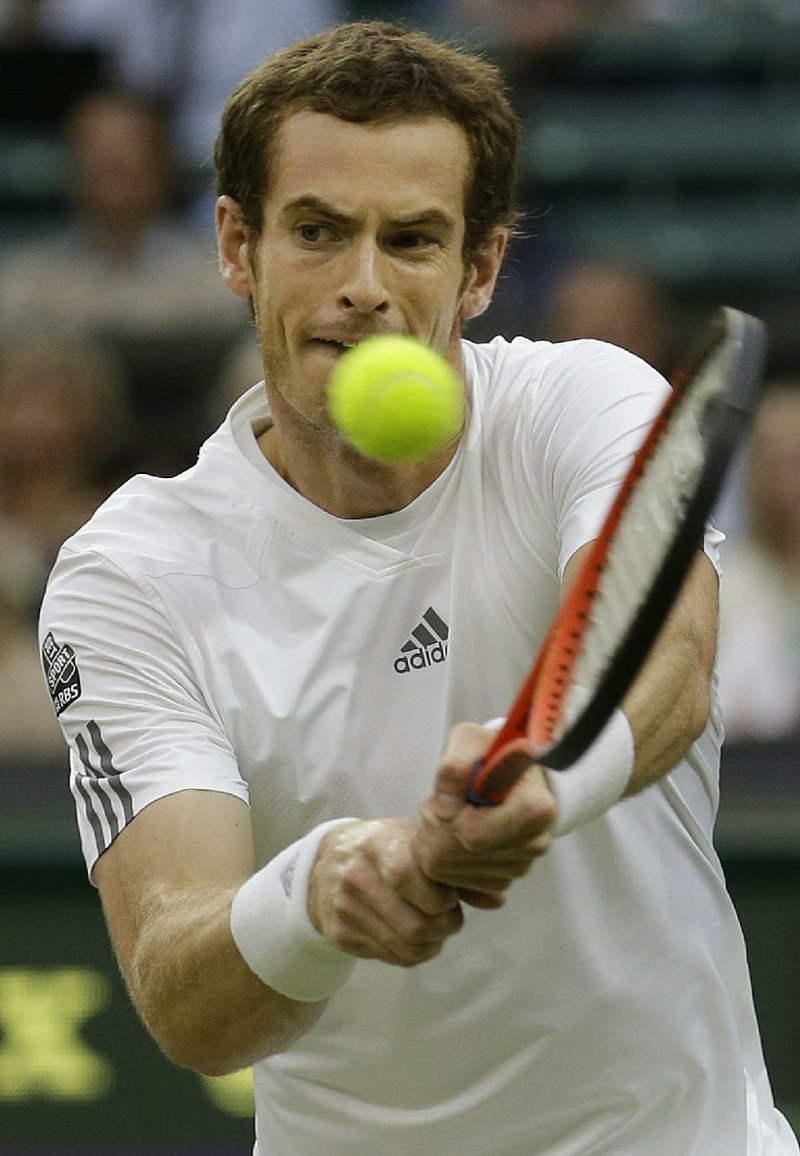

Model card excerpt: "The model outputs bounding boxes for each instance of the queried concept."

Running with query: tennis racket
[467,306,766,806]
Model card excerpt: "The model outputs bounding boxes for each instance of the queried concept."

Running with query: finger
[413,792,553,894]
[416,787,552,865]
[457,888,506,910]
[430,722,498,820]
[376,828,462,915]
[453,765,557,850]
[330,870,464,966]
[419,851,541,894]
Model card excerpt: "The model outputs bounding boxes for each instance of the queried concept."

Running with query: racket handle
[467,740,538,807]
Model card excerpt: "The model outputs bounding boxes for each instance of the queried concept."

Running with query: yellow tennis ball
[327,335,465,463]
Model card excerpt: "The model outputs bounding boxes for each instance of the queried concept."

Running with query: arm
[563,542,720,795]
[94,790,468,1077]
[412,543,719,882]
[93,789,325,1076]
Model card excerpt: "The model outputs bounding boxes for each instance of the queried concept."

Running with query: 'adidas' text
[393,640,448,674]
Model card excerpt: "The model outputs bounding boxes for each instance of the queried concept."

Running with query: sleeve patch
[41,631,83,716]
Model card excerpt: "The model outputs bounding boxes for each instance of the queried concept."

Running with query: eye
[392,232,436,251]
[296,223,335,244]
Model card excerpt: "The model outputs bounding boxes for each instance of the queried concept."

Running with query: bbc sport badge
[41,631,82,715]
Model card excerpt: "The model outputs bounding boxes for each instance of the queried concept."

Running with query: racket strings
[562,349,730,728]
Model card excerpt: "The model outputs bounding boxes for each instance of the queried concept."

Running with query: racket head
[468,307,767,807]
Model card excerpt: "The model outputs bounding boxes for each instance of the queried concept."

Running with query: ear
[216,195,255,300]
[458,228,509,322]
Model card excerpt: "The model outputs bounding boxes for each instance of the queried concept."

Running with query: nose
[338,239,390,314]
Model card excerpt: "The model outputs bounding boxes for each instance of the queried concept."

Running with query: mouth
[310,332,394,355]
[308,338,362,360]
[316,338,358,349]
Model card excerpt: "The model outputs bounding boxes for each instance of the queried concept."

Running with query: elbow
[145,1016,264,1077]
[135,989,325,1077]
[174,1051,247,1079]
[137,1008,236,1076]
[130,979,260,1076]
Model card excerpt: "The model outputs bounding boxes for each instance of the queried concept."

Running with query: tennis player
[39,22,798,1156]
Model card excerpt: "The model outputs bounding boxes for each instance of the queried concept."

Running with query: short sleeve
[39,546,249,880]
[529,341,725,576]
[532,342,672,576]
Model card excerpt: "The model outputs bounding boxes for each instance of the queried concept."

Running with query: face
[71,99,169,232]
[217,110,505,438]
[747,388,800,544]
[0,360,87,468]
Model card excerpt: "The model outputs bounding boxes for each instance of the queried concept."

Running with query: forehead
[267,110,471,221]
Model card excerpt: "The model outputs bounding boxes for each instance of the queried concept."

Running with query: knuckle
[528,832,554,856]
[398,940,445,967]
[405,911,438,943]
[336,868,365,904]
[457,826,492,854]
[381,856,414,892]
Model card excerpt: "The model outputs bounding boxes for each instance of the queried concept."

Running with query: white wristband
[545,708,635,836]
[482,710,634,834]
[230,818,359,1002]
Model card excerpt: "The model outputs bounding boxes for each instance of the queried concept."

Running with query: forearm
[621,555,717,795]
[129,882,325,1076]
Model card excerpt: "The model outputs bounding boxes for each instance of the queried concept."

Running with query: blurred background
[1,1,799,1152]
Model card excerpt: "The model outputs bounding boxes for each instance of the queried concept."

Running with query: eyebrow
[280,195,457,235]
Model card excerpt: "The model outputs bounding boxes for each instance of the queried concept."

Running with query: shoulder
[463,334,667,404]
[48,409,266,594]
[55,474,207,579]
[462,335,670,446]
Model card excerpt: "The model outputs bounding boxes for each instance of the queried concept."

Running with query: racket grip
[466,769,495,807]
[467,741,538,807]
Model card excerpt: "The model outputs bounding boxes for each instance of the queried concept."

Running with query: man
[39,21,798,1156]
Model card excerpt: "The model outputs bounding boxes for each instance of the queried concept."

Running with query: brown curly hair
[213,21,520,262]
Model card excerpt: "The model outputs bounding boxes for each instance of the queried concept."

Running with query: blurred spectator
[0,88,249,472]
[0,583,63,758]
[206,333,264,430]
[431,0,627,56]
[628,0,800,22]
[541,258,674,374]
[716,379,800,740]
[0,0,343,201]
[0,0,104,125]
[0,87,245,339]
[0,338,133,624]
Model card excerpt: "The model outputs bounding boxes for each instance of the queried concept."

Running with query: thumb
[432,722,498,819]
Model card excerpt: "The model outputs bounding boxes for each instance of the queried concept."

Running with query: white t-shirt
[39,336,797,1156]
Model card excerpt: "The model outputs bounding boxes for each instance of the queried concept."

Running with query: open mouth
[311,338,358,356]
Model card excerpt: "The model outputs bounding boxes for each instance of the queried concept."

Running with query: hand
[412,723,557,904]
[307,818,465,968]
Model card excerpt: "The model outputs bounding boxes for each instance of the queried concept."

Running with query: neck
[256,334,467,518]
[257,419,458,519]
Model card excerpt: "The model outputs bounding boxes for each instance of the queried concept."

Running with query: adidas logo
[393,607,449,674]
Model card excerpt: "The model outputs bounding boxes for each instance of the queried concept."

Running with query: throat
[256,423,455,518]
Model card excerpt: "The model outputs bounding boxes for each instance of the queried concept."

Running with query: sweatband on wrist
[545,707,635,836]
[230,818,359,1002]
[481,708,634,835]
